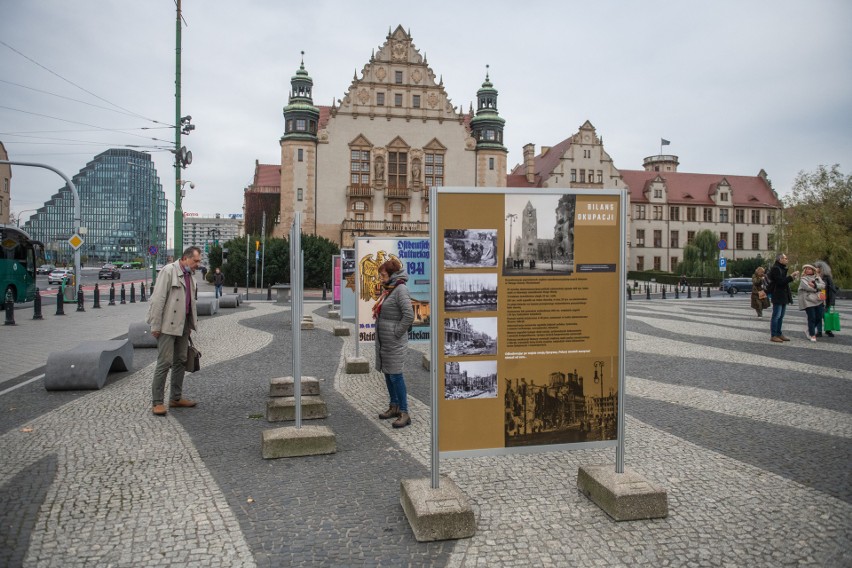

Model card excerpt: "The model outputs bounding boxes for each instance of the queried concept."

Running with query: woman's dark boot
[392,412,411,429]
[379,404,400,420]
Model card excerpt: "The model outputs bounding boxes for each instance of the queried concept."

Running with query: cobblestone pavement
[0,295,849,566]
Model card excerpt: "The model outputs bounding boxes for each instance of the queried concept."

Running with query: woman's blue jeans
[805,306,821,336]
[770,302,786,337]
[384,373,408,412]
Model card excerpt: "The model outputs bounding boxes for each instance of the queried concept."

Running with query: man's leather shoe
[169,398,197,408]
[152,404,167,416]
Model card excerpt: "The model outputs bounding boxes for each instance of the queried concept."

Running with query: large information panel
[355,237,431,344]
[434,188,625,456]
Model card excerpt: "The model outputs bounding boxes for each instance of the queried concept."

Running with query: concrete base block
[261,425,336,459]
[266,395,328,422]
[327,309,340,320]
[333,325,350,336]
[422,351,430,371]
[300,321,315,330]
[269,376,320,397]
[302,314,313,321]
[577,465,668,521]
[400,477,476,542]
[128,321,157,348]
[345,356,370,374]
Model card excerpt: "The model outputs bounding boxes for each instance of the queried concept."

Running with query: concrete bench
[129,322,158,348]
[219,294,240,308]
[197,297,219,316]
[44,339,134,391]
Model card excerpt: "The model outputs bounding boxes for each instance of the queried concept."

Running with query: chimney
[523,143,535,183]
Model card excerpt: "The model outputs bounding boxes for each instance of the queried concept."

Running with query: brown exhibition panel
[435,189,624,455]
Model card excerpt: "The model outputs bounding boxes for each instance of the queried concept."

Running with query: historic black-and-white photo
[444,317,497,356]
[444,273,497,312]
[445,360,498,400]
[444,229,498,268]
[505,360,617,446]
[503,193,575,276]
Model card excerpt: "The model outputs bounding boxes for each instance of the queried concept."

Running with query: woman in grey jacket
[797,263,825,342]
[373,258,415,428]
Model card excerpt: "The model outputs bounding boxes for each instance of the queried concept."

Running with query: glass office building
[23,149,166,266]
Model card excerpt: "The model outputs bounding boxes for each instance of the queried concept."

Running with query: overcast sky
[2,0,850,234]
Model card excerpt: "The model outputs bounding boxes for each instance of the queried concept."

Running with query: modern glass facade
[23,149,166,266]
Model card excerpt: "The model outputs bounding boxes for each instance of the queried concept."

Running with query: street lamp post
[15,209,39,228]
[506,213,517,266]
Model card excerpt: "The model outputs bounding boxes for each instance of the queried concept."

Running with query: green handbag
[824,306,841,332]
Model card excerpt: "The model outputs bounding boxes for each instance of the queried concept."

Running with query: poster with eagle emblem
[355,237,431,343]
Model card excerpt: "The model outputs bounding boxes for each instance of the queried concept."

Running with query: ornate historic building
[272,26,507,246]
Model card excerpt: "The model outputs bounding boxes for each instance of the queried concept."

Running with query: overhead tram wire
[0,78,174,127]
[0,39,168,127]
[0,106,174,145]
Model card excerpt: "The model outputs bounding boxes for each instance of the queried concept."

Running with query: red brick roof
[507,137,573,187]
[252,163,280,189]
[621,170,780,206]
[318,105,331,130]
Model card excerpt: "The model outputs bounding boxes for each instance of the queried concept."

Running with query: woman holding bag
[750,266,770,317]
[814,260,837,337]
[797,264,826,342]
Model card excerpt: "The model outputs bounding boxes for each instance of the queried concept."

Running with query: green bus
[0,225,43,303]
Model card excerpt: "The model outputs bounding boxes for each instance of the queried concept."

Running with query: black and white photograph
[504,359,618,447]
[445,360,498,400]
[443,229,498,268]
[444,317,498,356]
[503,193,575,276]
[444,273,498,312]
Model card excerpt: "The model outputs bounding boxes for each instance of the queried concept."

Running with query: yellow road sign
[68,234,84,250]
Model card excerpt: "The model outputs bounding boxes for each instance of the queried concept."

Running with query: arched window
[390,202,405,213]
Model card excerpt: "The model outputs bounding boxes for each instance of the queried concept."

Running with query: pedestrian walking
[797,264,825,342]
[373,257,414,429]
[679,274,688,293]
[767,253,799,343]
[813,260,837,337]
[213,267,225,298]
[146,246,202,416]
[751,266,770,317]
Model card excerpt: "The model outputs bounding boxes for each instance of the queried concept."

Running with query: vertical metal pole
[292,213,302,428]
[261,211,266,290]
[354,237,360,358]
[430,185,440,489]
[616,190,627,473]
[245,232,250,299]
[173,0,184,254]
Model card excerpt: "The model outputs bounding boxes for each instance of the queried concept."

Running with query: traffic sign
[718,239,727,250]
[149,245,158,256]
[719,257,727,271]
[68,234,84,250]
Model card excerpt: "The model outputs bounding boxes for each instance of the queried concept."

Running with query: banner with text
[435,189,624,455]
[355,237,431,344]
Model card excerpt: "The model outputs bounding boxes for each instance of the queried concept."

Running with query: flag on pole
[661,138,671,146]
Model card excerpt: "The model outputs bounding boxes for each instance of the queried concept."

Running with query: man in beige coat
[146,246,202,415]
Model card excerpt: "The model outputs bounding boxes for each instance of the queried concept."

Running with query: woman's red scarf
[372,274,408,320]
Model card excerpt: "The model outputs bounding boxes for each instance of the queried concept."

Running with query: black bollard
[120,284,126,304]
[93,284,101,309]
[130,282,136,303]
[149,282,154,296]
[33,287,44,320]
[76,286,85,312]
[233,285,238,294]
[4,289,15,326]
[267,285,272,301]
[687,285,692,299]
[706,285,711,297]
[662,287,666,299]
[675,286,680,299]
[646,285,651,300]
[698,286,703,298]
[140,282,147,302]
[627,285,632,300]
[322,282,327,301]
[55,289,65,316]
[109,283,116,306]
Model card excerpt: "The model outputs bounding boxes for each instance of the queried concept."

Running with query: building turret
[282,52,320,142]
[471,66,507,187]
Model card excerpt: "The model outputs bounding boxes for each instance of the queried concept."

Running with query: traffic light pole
[174,0,184,255]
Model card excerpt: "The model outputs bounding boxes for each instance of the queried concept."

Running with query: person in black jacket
[213,267,225,298]
[767,253,799,343]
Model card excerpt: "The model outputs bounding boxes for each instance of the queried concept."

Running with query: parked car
[121,263,134,269]
[721,277,753,294]
[37,264,56,275]
[98,265,121,280]
[47,269,73,285]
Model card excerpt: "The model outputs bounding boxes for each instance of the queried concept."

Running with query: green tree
[783,164,852,287]
[680,230,719,283]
